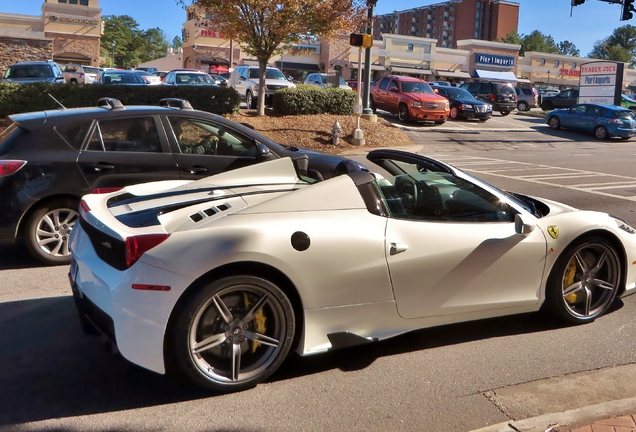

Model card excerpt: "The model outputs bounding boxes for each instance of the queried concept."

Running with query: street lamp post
[111,41,116,67]
[362,0,378,115]
[547,70,551,86]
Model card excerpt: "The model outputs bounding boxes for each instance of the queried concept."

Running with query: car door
[373,77,392,110]
[367,150,547,319]
[77,115,180,189]
[560,104,588,129]
[164,115,261,180]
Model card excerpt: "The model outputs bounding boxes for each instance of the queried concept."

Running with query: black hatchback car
[431,85,493,121]
[459,81,517,116]
[0,98,365,265]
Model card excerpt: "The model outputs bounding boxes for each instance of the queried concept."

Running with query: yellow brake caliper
[244,293,267,353]
[563,258,578,303]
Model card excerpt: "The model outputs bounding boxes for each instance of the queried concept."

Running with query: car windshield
[103,72,144,84]
[444,87,476,100]
[614,110,635,119]
[5,65,53,79]
[401,82,434,94]
[248,68,287,80]
[83,67,100,74]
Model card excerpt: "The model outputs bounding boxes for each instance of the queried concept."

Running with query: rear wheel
[548,116,561,130]
[517,101,529,111]
[595,125,608,140]
[545,237,621,324]
[169,275,295,392]
[23,199,79,265]
[370,97,377,114]
[397,104,409,122]
[500,110,510,116]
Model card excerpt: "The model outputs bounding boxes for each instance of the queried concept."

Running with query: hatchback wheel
[169,275,295,392]
[548,116,561,130]
[545,237,620,324]
[594,125,608,140]
[24,199,79,265]
[449,106,460,119]
[397,104,409,122]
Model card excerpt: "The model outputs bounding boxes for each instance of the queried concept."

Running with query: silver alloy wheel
[559,241,619,320]
[450,106,459,119]
[398,104,409,122]
[34,208,78,258]
[518,101,528,111]
[188,283,287,384]
[548,116,560,129]
[595,125,608,140]
[246,91,254,109]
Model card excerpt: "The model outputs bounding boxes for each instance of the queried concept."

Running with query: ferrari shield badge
[547,226,559,239]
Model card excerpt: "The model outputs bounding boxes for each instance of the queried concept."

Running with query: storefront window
[539,59,545,65]
[554,60,560,66]
[407,44,413,51]
[572,62,576,68]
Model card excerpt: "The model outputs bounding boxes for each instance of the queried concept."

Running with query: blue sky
[1,0,628,57]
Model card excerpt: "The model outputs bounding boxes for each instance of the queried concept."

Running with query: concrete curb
[470,396,636,432]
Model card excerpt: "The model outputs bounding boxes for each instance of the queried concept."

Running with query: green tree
[589,25,636,67]
[521,30,558,55]
[172,36,183,49]
[498,30,521,46]
[182,0,366,115]
[143,28,170,61]
[100,15,170,68]
[557,40,580,57]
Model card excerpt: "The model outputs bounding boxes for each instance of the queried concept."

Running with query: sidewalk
[472,397,636,432]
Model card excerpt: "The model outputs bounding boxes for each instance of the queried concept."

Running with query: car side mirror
[515,213,535,236]
[255,142,273,160]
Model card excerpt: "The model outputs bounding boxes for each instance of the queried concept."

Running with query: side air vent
[189,203,231,223]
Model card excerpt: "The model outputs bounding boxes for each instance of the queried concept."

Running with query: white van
[229,65,296,108]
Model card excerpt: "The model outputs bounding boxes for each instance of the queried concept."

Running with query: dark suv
[3,60,65,84]
[0,98,364,265]
[459,81,517,115]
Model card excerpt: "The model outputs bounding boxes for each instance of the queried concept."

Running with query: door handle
[390,242,408,255]
[184,166,208,174]
[90,163,115,172]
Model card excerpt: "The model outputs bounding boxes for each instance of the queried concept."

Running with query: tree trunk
[257,60,267,116]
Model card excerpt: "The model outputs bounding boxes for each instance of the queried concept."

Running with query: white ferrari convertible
[69,149,636,392]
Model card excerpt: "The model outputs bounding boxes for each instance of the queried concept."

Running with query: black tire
[169,275,295,392]
[500,110,510,116]
[449,106,460,120]
[545,236,621,324]
[517,101,529,111]
[23,199,79,265]
[548,116,561,130]
[541,102,554,111]
[245,91,256,109]
[370,97,377,114]
[621,136,631,141]
[434,120,445,125]
[594,125,609,140]
[397,104,409,122]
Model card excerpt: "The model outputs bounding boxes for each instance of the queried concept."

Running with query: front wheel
[545,237,621,324]
[595,125,609,140]
[397,104,409,122]
[23,199,79,265]
[169,275,295,392]
[548,116,561,130]
[449,106,460,120]
[245,91,256,109]
[500,110,510,116]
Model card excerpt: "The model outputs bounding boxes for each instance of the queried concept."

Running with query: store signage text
[48,15,99,26]
[560,68,580,77]
[200,29,224,38]
[475,53,515,67]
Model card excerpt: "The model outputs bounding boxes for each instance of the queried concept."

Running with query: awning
[516,77,532,84]
[274,61,320,71]
[435,70,471,79]
[390,66,432,75]
[351,62,386,71]
[474,69,518,82]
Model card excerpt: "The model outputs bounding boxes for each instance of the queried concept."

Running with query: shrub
[272,86,357,115]
[0,82,241,117]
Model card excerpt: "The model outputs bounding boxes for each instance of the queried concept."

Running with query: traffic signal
[571,0,585,5]
[349,33,373,48]
[623,0,635,20]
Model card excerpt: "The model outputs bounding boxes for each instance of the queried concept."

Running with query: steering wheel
[198,134,218,155]
[395,176,419,210]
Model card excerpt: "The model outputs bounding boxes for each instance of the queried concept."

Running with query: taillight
[92,187,123,194]
[609,118,623,124]
[490,93,496,101]
[79,73,84,79]
[125,234,170,268]
[0,160,26,177]
[80,199,90,213]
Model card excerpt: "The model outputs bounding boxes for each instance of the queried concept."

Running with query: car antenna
[47,93,66,109]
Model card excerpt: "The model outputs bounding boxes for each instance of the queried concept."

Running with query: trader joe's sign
[578,61,623,105]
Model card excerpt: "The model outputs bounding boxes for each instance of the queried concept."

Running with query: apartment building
[373,0,519,48]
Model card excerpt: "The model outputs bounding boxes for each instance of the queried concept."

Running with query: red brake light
[125,234,170,268]
[80,199,90,213]
[0,160,26,177]
[92,187,123,194]
[490,94,496,101]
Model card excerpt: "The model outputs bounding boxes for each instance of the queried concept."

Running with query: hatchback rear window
[5,65,53,79]
[614,110,635,120]
[0,123,24,153]
[497,84,516,95]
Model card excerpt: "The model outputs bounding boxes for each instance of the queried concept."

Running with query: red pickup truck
[370,75,450,123]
